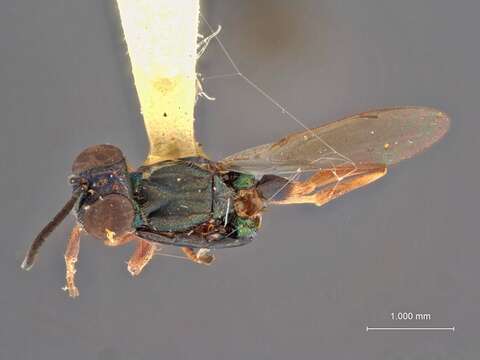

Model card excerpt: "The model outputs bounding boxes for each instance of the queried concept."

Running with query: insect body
[21,107,449,297]
[72,147,266,251]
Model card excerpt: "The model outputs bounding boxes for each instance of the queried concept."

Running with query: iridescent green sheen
[233,217,258,238]
[233,174,256,189]
[137,161,234,232]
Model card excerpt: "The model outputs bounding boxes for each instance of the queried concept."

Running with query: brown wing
[220,107,450,176]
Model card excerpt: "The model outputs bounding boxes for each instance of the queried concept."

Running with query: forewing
[220,107,449,176]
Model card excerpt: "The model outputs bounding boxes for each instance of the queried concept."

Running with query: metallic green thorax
[132,161,234,233]
[233,173,256,190]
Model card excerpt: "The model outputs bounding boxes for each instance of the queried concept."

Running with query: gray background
[1,0,478,359]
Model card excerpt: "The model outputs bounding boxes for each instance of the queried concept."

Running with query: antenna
[21,188,84,271]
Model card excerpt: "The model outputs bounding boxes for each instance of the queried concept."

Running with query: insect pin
[21,107,449,297]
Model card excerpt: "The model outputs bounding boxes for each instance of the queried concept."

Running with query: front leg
[64,223,82,298]
[181,247,215,265]
[127,238,157,276]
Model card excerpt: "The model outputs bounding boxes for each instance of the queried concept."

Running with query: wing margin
[220,107,450,176]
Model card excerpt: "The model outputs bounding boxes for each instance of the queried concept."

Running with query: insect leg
[272,164,387,206]
[64,223,82,298]
[288,164,386,196]
[127,238,157,276]
[181,247,215,265]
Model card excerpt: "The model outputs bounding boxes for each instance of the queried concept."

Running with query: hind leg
[272,164,387,206]
[181,247,215,265]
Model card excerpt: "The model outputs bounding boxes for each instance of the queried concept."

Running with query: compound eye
[72,144,125,175]
[82,194,135,241]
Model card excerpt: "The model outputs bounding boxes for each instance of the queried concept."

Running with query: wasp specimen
[21,107,449,297]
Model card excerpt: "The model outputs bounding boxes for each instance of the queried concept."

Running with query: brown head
[71,144,136,244]
[21,144,135,270]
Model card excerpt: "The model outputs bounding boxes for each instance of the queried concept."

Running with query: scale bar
[366,327,455,332]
